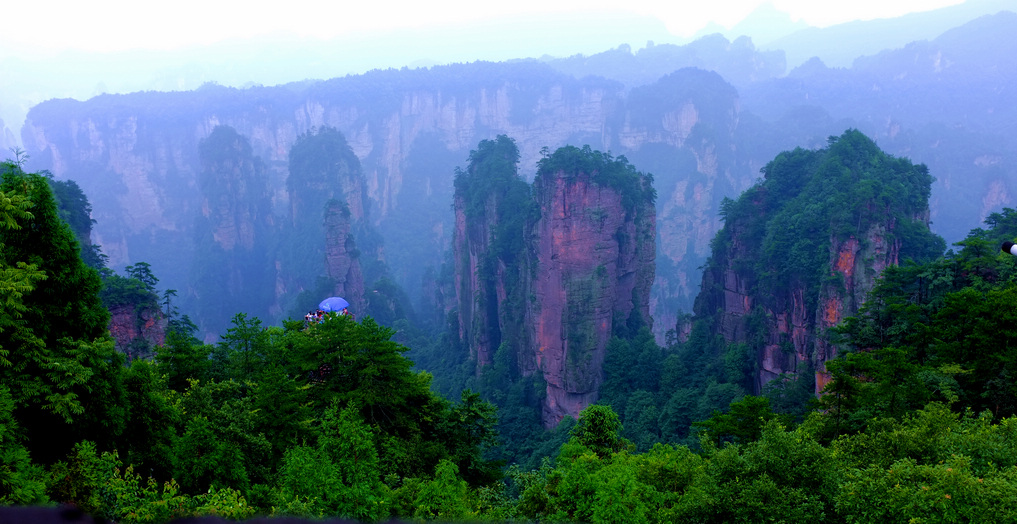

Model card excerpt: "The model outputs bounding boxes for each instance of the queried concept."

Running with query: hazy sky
[0,0,984,147]
[7,0,964,55]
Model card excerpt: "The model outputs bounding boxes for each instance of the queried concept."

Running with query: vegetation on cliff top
[822,206,1017,434]
[536,144,656,215]
[11,131,1017,520]
[709,129,944,312]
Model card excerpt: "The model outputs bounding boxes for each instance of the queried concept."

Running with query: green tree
[155,318,211,391]
[0,386,47,505]
[120,359,179,481]
[568,404,631,459]
[250,363,312,462]
[48,441,254,524]
[215,313,271,381]
[438,390,502,486]
[0,182,46,342]
[125,262,159,293]
[694,395,789,445]
[273,401,389,521]
[835,456,1017,523]
[0,164,124,464]
[412,460,473,522]
[47,177,104,270]
[173,380,271,495]
[319,402,389,521]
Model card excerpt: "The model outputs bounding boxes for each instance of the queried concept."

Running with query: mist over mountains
[12,3,1017,347]
[3,0,1014,144]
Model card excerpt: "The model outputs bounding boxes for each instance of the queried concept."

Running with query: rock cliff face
[198,128,271,254]
[529,165,655,425]
[1,118,15,152]
[693,130,943,395]
[807,222,904,391]
[324,200,366,313]
[190,126,277,334]
[108,303,166,361]
[720,221,909,394]
[453,192,501,369]
[452,136,532,372]
[452,140,655,427]
[21,63,754,340]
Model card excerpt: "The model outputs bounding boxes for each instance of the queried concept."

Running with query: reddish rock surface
[809,224,902,391]
[704,217,913,395]
[528,171,655,426]
[452,159,654,427]
[108,303,166,361]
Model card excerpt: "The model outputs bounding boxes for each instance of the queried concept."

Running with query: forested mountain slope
[692,130,944,395]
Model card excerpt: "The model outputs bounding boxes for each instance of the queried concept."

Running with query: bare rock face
[750,220,909,393]
[529,170,655,426]
[0,118,16,152]
[452,193,499,369]
[108,303,166,361]
[324,200,366,313]
[808,222,904,391]
[451,140,655,427]
[191,125,276,333]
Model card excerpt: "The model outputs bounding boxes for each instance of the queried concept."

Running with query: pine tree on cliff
[688,129,945,398]
[47,177,104,270]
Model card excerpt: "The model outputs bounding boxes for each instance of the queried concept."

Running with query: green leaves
[567,404,631,460]
[272,401,389,521]
[0,386,46,505]
[694,396,789,445]
[49,442,254,524]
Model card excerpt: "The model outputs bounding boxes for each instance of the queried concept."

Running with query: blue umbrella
[318,296,350,312]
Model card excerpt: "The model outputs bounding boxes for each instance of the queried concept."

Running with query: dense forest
[6,121,1017,521]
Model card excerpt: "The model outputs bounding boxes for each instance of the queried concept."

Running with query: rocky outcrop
[1,118,16,152]
[807,220,907,391]
[191,126,276,334]
[529,165,655,425]
[452,136,531,372]
[751,222,905,393]
[694,130,942,396]
[108,303,166,361]
[452,192,500,369]
[324,200,366,313]
[452,140,655,427]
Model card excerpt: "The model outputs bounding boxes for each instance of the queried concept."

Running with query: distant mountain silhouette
[762,0,1017,68]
